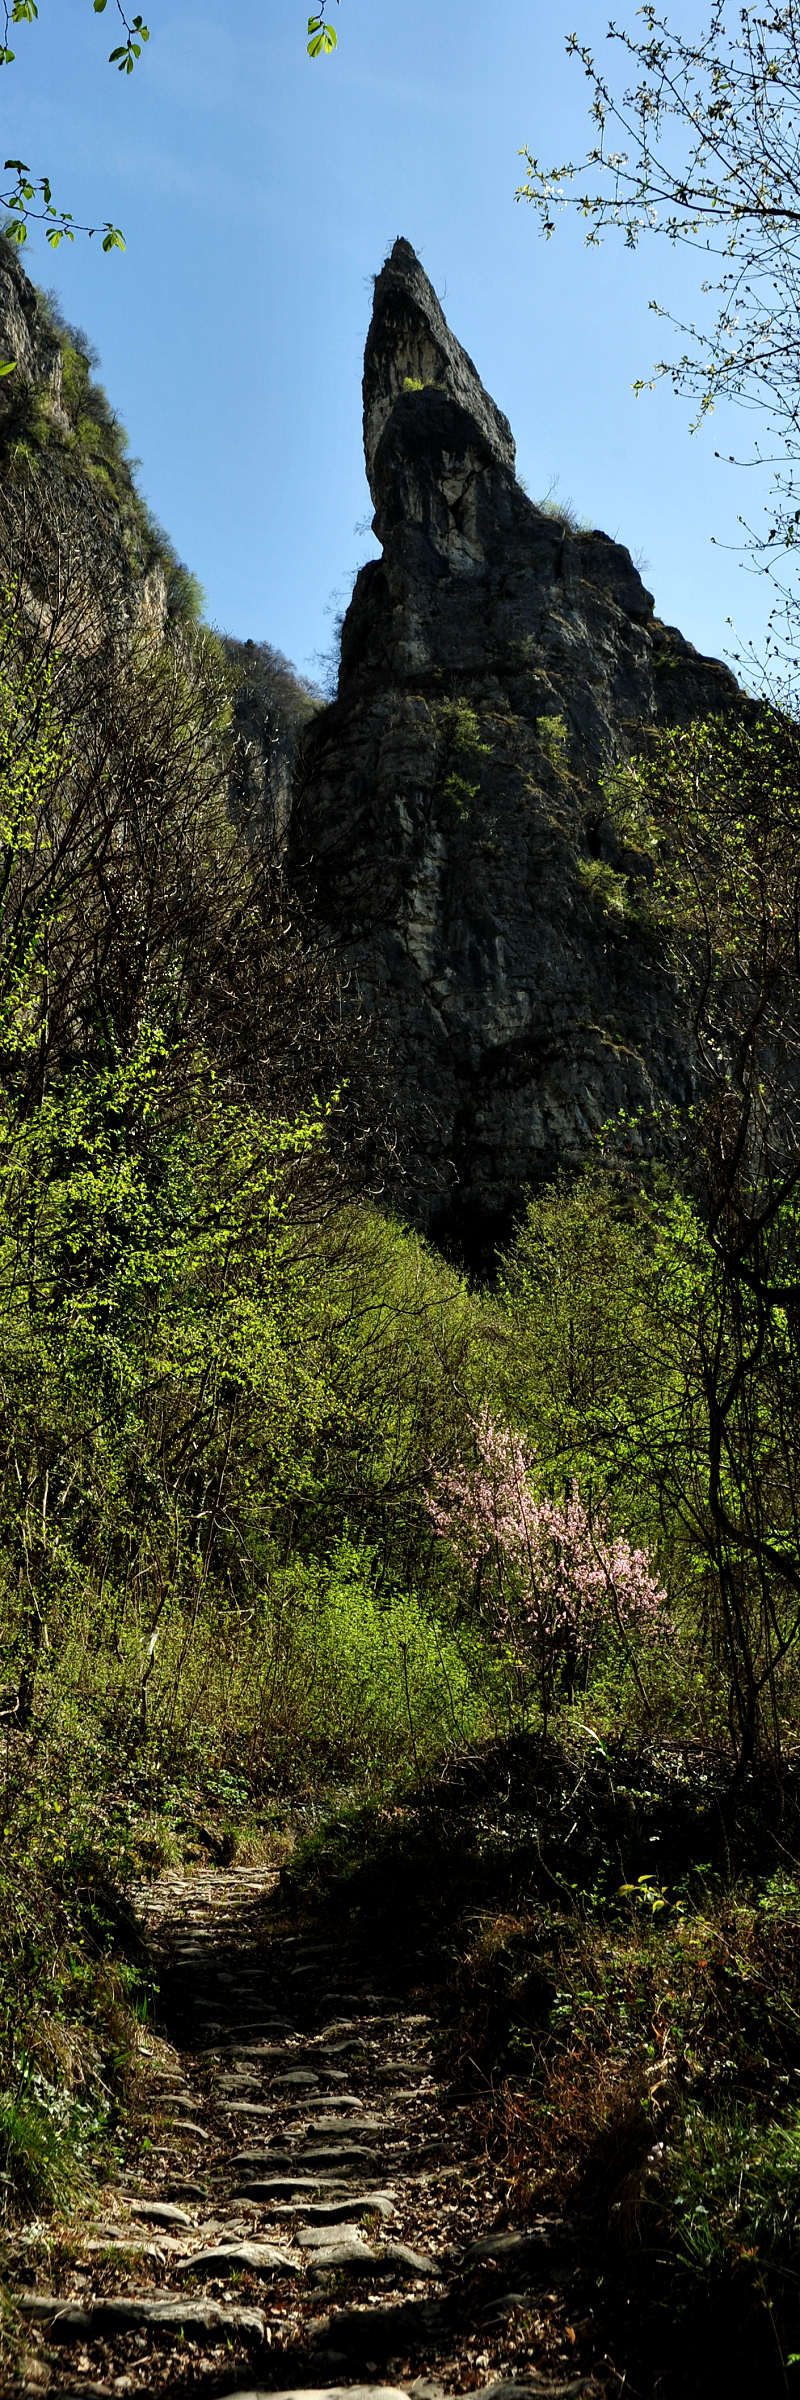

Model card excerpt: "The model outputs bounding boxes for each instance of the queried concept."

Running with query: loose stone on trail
[297,2226,374,2258]
[303,2114,387,2135]
[295,2160,377,2179]
[177,2240,299,2279]
[226,2387,413,2400]
[127,2199,194,2228]
[297,2193,398,2222]
[232,2173,346,2197]
[19,2291,267,2340]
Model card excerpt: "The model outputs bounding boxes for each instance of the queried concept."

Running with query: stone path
[7,1863,605,2400]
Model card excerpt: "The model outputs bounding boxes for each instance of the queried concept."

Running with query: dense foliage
[0,577,799,2387]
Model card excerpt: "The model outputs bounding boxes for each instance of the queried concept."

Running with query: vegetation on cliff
[0,262,205,626]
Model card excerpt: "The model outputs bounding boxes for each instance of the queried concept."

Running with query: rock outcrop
[290,238,739,1257]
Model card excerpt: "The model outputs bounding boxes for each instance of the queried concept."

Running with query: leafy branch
[91,0,150,78]
[517,4,800,591]
[2,161,125,251]
[307,1,338,58]
[0,1,151,250]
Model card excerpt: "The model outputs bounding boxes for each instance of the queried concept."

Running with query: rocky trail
[5,1855,608,2400]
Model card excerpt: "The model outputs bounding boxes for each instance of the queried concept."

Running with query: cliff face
[289,238,739,1254]
[0,245,310,846]
[0,239,170,651]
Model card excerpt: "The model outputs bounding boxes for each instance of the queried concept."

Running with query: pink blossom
[425,1407,670,1723]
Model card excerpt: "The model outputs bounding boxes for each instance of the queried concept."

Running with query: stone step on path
[7,1864,604,2400]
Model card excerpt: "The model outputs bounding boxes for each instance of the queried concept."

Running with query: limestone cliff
[0,242,312,846]
[289,238,739,1255]
[0,237,170,649]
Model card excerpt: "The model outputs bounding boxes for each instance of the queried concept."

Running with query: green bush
[282,1539,492,1774]
[536,711,570,770]
[577,853,629,917]
[0,2057,113,2217]
[665,2101,800,2294]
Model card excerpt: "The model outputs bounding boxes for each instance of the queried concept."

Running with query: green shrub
[435,699,492,819]
[601,761,660,864]
[536,711,570,769]
[577,854,629,917]
[165,561,205,624]
[534,491,593,534]
[443,770,480,813]
[664,2101,800,2293]
[283,1539,492,1774]
[0,2057,112,2217]
[438,698,491,756]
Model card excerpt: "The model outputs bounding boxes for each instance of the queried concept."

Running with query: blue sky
[2,0,773,685]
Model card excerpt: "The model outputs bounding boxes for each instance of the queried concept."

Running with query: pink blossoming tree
[425,1408,670,1734]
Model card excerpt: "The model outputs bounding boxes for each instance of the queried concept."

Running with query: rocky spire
[289,242,740,1262]
[363,238,515,491]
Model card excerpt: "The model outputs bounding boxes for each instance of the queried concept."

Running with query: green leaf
[93,1,108,12]
[0,359,16,375]
[307,21,337,55]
